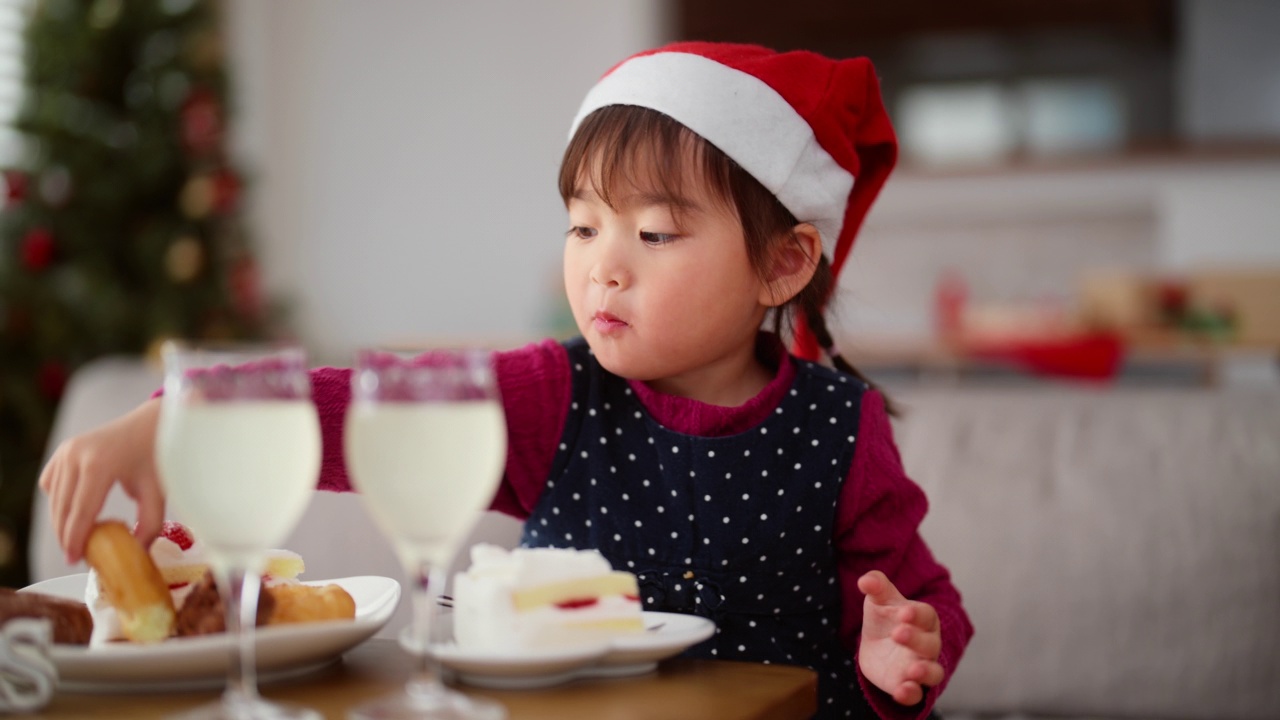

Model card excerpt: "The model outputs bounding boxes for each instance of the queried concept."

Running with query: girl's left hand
[856,570,944,706]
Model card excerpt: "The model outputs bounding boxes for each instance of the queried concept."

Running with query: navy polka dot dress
[522,338,875,719]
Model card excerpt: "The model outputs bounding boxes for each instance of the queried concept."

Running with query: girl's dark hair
[560,105,894,414]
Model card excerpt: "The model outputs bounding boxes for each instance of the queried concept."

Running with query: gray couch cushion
[893,387,1280,720]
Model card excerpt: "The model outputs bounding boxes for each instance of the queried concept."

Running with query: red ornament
[211,168,240,214]
[37,361,69,400]
[181,87,223,157]
[20,227,56,271]
[3,170,27,205]
[230,257,263,319]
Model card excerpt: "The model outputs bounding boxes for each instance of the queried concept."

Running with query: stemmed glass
[155,342,322,720]
[345,349,507,720]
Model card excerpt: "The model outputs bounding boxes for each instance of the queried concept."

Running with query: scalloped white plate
[427,611,715,689]
[20,573,400,692]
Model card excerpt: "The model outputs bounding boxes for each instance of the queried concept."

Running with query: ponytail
[785,254,899,417]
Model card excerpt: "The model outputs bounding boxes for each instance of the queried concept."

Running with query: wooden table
[33,639,818,719]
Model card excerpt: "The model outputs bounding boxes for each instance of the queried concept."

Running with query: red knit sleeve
[835,389,973,720]
[311,340,570,509]
[487,339,571,520]
[154,364,359,492]
[312,366,355,492]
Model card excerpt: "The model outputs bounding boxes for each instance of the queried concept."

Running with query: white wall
[224,0,668,364]
[223,0,1278,352]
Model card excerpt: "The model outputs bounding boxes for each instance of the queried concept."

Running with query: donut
[83,520,175,643]
[263,583,356,625]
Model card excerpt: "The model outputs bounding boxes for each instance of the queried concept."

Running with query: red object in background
[37,361,68,399]
[967,331,1126,381]
[229,257,263,319]
[20,227,55,271]
[934,270,968,339]
[211,168,240,214]
[181,87,223,158]
[1156,279,1189,320]
[3,170,27,205]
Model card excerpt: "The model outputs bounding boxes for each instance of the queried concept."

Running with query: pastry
[85,520,307,645]
[0,588,93,645]
[173,572,354,636]
[82,520,174,644]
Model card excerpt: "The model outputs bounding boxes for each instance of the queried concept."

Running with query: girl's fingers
[892,680,923,706]
[129,475,164,549]
[891,623,942,660]
[64,462,113,564]
[900,601,939,631]
[911,660,945,688]
[47,457,76,557]
[857,570,905,606]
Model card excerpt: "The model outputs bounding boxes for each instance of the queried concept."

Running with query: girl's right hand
[38,398,166,565]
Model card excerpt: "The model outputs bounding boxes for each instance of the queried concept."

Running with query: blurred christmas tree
[0,0,270,587]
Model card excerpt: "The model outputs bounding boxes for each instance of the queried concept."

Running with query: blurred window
[676,0,1176,168]
[898,82,1018,165]
[899,76,1126,166]
[1021,78,1125,156]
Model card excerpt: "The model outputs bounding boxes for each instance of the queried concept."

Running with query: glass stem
[220,565,262,704]
[406,560,446,700]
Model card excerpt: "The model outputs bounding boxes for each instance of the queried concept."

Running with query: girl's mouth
[592,310,629,335]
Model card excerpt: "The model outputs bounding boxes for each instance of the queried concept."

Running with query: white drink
[345,401,506,566]
[156,400,321,570]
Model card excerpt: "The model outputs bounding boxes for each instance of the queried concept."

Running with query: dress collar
[625,334,796,437]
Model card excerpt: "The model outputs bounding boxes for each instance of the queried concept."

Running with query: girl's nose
[589,237,629,289]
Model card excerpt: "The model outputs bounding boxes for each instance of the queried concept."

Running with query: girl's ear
[760,223,822,307]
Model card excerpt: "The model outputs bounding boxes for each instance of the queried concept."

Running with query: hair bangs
[559,106,734,217]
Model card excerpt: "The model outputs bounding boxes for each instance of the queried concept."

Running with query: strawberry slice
[159,521,195,551]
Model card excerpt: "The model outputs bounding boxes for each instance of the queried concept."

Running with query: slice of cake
[452,544,644,652]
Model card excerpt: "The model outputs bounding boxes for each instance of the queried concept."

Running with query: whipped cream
[465,543,615,586]
[453,544,643,652]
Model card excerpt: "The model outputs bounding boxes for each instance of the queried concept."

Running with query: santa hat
[569,41,898,361]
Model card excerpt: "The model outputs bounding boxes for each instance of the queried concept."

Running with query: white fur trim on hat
[570,51,855,258]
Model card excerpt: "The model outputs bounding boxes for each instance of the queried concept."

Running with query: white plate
[20,573,400,692]
[428,611,715,689]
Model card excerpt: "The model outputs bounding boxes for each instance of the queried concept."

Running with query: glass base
[347,687,506,720]
[168,695,321,720]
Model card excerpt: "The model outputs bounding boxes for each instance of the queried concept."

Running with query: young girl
[42,42,971,719]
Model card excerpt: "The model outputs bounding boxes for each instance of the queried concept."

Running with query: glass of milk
[156,342,321,720]
[346,348,507,720]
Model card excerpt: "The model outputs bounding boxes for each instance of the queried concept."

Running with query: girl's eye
[640,231,676,246]
[567,226,596,240]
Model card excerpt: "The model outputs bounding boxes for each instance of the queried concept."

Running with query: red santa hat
[569,41,898,361]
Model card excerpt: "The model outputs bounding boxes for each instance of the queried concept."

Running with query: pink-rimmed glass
[345,349,507,720]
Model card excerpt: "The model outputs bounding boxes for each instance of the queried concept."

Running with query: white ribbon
[0,618,57,713]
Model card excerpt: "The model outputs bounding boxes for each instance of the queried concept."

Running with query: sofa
[28,358,1280,719]
[892,385,1280,720]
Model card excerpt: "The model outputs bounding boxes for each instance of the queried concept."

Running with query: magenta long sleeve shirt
[312,338,972,719]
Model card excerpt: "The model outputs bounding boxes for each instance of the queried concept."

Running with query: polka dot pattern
[521,339,867,717]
